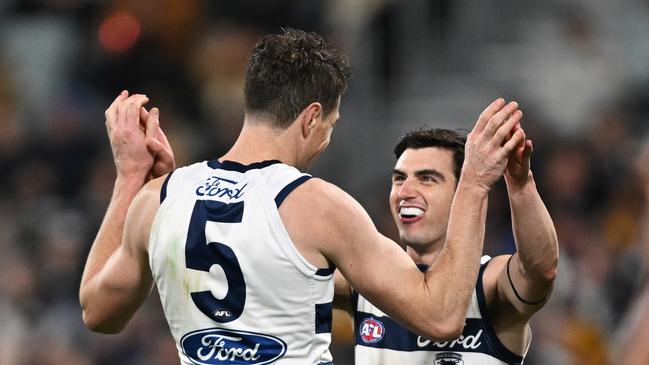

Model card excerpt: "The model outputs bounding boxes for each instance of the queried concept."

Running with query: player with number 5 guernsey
[150,159,333,364]
[80,29,531,365]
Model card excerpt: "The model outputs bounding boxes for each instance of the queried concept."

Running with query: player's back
[149,159,334,365]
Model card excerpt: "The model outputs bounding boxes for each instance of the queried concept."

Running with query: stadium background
[1,0,648,364]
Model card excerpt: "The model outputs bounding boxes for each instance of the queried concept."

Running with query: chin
[400,231,436,247]
[400,233,423,246]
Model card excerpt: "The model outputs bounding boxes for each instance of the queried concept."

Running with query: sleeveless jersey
[149,159,335,365]
[354,256,530,365]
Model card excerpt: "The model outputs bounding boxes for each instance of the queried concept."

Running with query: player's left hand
[504,122,533,184]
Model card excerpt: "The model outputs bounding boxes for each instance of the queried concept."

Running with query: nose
[397,177,417,200]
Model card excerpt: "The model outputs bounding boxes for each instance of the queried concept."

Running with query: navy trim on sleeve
[160,171,174,204]
[274,175,312,207]
[315,266,335,276]
[476,259,525,365]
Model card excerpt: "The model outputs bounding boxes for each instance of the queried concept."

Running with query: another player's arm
[486,135,558,321]
[307,178,486,340]
[320,99,524,340]
[497,173,558,314]
[79,178,164,333]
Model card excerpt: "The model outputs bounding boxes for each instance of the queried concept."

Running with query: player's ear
[301,102,322,138]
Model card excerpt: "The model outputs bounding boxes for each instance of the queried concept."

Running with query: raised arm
[316,99,525,340]
[80,177,164,332]
[79,91,175,333]
[489,130,559,319]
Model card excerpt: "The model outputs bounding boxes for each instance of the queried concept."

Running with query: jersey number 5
[185,200,246,323]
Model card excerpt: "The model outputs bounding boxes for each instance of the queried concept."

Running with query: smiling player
[80,28,528,364]
[335,128,559,364]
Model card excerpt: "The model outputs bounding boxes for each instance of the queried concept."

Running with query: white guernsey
[150,160,333,364]
[354,256,529,365]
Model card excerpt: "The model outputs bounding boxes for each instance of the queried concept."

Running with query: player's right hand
[105,91,155,184]
[461,98,525,192]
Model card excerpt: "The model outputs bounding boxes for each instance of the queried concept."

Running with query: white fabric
[149,160,333,365]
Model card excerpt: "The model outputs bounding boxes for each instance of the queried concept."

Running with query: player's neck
[221,121,302,168]
[405,239,445,267]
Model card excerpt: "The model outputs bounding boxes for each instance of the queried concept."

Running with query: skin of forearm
[506,172,559,280]
[424,180,489,332]
[80,177,144,291]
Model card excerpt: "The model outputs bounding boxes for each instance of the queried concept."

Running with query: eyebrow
[392,168,446,182]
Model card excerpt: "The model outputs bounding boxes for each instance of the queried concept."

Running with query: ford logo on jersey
[181,328,287,364]
[196,176,247,199]
[359,318,385,343]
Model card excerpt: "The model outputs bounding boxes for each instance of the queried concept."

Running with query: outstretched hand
[462,98,525,192]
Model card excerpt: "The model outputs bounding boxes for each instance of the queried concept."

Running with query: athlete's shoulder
[138,175,167,204]
[286,178,366,220]
[300,177,359,203]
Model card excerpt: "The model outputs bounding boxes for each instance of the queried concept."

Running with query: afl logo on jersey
[213,310,232,319]
[180,328,286,364]
[359,318,385,343]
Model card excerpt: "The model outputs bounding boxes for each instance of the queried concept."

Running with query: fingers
[116,94,149,132]
[145,107,160,138]
[522,139,533,160]
[117,94,149,131]
[139,106,150,132]
[502,128,526,156]
[105,90,128,131]
[155,121,172,148]
[145,107,176,177]
[493,109,523,145]
[148,138,176,177]
[473,98,505,134]
[482,101,519,139]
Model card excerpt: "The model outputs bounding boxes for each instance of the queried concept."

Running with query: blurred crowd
[1,0,649,364]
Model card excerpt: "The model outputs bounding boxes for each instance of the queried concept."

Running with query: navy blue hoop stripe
[275,175,312,207]
[315,302,333,334]
[160,171,174,204]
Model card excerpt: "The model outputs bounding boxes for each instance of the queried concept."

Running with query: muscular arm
[80,178,164,333]
[79,91,175,333]
[499,171,558,315]
[481,137,559,354]
[295,99,524,340]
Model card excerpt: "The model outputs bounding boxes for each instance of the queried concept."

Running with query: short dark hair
[394,128,467,180]
[244,28,351,128]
